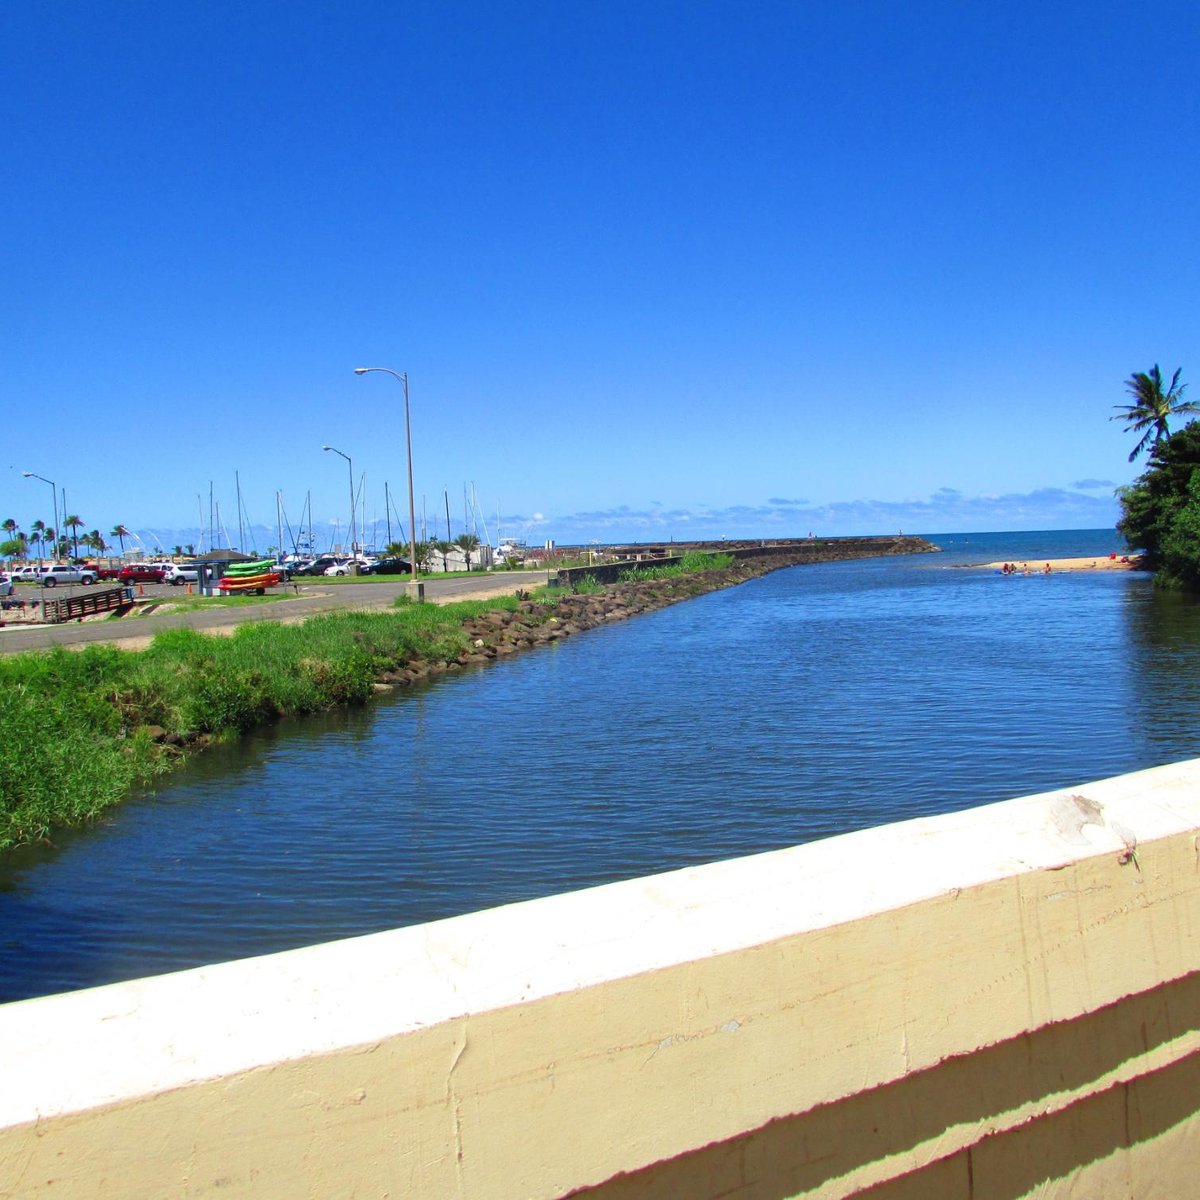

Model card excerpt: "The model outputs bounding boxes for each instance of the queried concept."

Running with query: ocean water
[3,528,1199,1002]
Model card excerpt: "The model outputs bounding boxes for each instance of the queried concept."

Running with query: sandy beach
[980,555,1146,573]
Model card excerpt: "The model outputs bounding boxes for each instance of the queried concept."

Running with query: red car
[80,562,122,580]
[118,563,168,584]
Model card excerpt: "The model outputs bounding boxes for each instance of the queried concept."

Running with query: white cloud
[120,486,1122,552]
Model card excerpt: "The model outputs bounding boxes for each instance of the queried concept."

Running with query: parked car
[12,565,42,584]
[324,558,371,577]
[292,556,341,577]
[371,556,412,575]
[40,564,98,587]
[0,572,13,598]
[118,563,168,584]
[80,562,122,580]
[160,563,202,586]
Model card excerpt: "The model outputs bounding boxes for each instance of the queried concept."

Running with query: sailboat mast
[236,471,245,552]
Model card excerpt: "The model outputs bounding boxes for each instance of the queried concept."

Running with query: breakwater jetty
[554,534,937,589]
[387,536,938,687]
[603,534,936,561]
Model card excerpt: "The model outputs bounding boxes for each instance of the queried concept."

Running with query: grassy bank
[1,552,747,852]
[0,594,538,851]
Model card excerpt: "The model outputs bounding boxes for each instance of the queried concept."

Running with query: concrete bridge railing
[2,760,1199,1197]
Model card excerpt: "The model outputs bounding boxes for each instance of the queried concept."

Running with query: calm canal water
[4,529,1200,1003]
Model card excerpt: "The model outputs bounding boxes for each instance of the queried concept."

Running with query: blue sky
[4,1,1197,551]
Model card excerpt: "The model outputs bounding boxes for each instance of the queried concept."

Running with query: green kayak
[223,559,277,577]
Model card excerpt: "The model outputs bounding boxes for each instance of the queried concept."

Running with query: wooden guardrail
[42,586,133,624]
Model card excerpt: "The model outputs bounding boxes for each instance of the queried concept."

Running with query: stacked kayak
[218,559,284,593]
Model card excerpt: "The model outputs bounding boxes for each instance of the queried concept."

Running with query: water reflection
[1122,586,1200,758]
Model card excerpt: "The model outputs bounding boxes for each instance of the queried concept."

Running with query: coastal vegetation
[1117,420,1200,591]
[617,550,734,582]
[1112,364,1200,591]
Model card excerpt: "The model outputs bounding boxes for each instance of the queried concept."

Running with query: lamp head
[21,471,32,477]
[353,367,368,375]
[322,445,332,451]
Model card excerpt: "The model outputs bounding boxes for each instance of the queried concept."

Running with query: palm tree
[110,524,130,559]
[1112,365,1199,462]
[454,532,481,572]
[1,519,16,545]
[434,538,454,573]
[64,514,84,559]
[88,531,107,559]
[414,540,435,573]
[43,527,56,562]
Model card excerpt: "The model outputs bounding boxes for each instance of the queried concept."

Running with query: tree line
[0,521,139,563]
[384,532,483,572]
[1113,364,1200,590]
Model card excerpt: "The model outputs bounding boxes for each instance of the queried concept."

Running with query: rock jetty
[377,538,937,689]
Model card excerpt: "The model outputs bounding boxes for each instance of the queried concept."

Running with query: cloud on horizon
[123,485,1121,552]
[501,484,1121,543]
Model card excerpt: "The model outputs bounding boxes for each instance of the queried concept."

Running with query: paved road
[0,571,551,655]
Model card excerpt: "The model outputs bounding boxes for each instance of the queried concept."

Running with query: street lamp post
[21,471,59,563]
[321,445,358,575]
[354,367,421,600]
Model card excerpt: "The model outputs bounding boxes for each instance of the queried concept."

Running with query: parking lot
[0,570,549,655]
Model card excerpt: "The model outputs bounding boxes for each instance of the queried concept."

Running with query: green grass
[128,594,290,616]
[310,567,514,584]
[569,573,603,594]
[0,598,493,851]
[617,551,734,582]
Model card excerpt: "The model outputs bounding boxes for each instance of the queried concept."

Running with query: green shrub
[571,573,602,594]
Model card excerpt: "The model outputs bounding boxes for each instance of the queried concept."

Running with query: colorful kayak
[222,559,277,577]
[218,572,283,592]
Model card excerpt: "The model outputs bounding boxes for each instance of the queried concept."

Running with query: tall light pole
[21,471,58,562]
[354,367,421,600]
[321,445,358,575]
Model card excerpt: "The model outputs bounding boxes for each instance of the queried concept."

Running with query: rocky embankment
[375,543,936,688]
